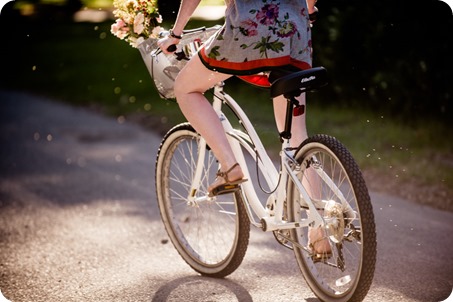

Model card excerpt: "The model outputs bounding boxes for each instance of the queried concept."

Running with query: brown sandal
[308,227,332,261]
[208,163,247,197]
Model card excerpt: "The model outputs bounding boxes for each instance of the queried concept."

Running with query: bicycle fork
[186,135,208,205]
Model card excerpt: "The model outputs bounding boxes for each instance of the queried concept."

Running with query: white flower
[133,12,145,34]
[128,36,137,47]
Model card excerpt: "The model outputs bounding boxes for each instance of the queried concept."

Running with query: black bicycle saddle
[270,67,328,98]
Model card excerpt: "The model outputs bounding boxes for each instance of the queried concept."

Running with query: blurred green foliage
[4,0,452,125]
[311,0,452,124]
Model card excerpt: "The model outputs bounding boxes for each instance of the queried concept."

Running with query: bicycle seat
[270,67,328,98]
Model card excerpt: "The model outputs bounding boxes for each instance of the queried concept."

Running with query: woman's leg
[174,55,244,190]
[273,93,331,254]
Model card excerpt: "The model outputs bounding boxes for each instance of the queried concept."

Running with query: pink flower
[116,18,126,28]
[256,4,279,25]
[248,29,258,36]
[133,12,145,34]
[240,19,258,36]
[111,19,129,39]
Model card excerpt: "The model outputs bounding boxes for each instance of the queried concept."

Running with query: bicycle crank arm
[260,216,316,232]
[273,230,309,252]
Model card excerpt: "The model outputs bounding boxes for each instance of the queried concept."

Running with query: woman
[157,0,329,254]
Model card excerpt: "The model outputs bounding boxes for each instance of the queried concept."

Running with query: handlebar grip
[167,44,177,52]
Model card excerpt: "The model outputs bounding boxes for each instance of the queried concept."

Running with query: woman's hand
[306,0,318,23]
[157,35,181,54]
[307,0,317,14]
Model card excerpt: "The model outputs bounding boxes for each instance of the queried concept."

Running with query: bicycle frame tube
[212,87,272,220]
[188,83,325,231]
[187,136,207,201]
[212,85,326,231]
[217,91,279,188]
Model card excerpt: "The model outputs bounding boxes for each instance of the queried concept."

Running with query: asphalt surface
[0,91,452,302]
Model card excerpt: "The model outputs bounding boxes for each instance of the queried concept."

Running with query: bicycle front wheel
[288,134,376,302]
[155,123,250,278]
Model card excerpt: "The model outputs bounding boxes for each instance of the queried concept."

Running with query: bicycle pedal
[312,252,333,263]
[209,184,239,197]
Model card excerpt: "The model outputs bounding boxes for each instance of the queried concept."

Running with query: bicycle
[139,26,377,302]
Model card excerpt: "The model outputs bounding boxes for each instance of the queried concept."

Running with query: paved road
[0,91,452,302]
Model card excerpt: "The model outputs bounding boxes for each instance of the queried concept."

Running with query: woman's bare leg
[273,93,331,254]
[174,55,244,190]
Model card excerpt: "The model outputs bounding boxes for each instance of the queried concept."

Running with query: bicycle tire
[155,123,250,278]
[287,134,376,302]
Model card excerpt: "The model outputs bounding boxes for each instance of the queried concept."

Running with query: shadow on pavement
[151,275,253,302]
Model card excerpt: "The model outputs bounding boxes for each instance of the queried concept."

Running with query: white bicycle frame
[187,82,327,232]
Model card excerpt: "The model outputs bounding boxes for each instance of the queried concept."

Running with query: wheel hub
[324,200,345,243]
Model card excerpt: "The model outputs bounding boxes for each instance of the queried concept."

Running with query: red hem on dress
[199,48,311,75]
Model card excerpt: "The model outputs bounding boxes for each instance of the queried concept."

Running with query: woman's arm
[172,0,202,37]
[158,0,202,53]
[307,0,317,14]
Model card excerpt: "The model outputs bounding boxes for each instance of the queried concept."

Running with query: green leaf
[268,40,284,53]
[208,46,220,58]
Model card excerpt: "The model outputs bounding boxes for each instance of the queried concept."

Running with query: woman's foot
[208,163,247,197]
[308,227,332,255]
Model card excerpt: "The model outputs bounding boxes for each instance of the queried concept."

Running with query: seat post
[279,96,298,140]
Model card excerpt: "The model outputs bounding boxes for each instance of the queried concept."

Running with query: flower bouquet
[110,0,163,48]
[111,0,221,99]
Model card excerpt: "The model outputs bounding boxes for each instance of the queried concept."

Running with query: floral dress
[198,0,312,75]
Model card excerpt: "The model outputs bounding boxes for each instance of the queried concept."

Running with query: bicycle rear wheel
[155,123,250,278]
[287,134,376,302]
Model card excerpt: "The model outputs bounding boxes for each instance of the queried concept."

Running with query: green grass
[2,16,451,210]
[223,82,452,192]
[307,105,452,186]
